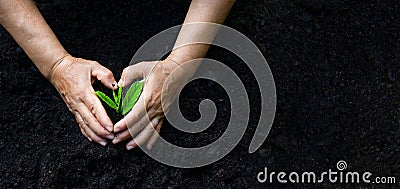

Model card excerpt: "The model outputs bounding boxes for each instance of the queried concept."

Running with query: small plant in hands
[95,80,143,115]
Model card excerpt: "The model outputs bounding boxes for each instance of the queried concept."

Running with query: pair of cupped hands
[49,55,183,150]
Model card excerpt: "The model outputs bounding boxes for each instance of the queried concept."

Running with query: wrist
[166,52,195,65]
[48,54,75,85]
[38,51,70,79]
[164,53,200,76]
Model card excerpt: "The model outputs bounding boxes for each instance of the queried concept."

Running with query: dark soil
[1,0,400,188]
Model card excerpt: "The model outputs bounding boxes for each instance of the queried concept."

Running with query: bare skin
[0,0,235,149]
[0,0,117,146]
[113,0,236,150]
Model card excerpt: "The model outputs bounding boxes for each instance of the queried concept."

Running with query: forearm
[0,0,67,79]
[168,0,235,63]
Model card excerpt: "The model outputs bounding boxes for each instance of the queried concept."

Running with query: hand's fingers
[113,118,128,134]
[80,128,94,142]
[73,112,107,146]
[113,112,152,144]
[83,90,114,132]
[113,109,155,144]
[91,62,118,90]
[146,119,163,150]
[114,96,146,132]
[75,113,90,140]
[119,63,149,87]
[126,118,159,150]
[127,111,150,135]
[113,115,154,144]
[112,129,131,144]
[76,102,114,140]
[113,114,147,143]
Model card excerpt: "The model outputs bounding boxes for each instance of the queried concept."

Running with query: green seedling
[95,80,143,115]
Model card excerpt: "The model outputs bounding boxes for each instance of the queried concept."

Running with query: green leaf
[95,91,118,110]
[117,84,123,114]
[122,80,143,115]
[113,90,119,105]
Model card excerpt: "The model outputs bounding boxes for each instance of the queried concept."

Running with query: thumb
[119,62,148,87]
[91,62,118,90]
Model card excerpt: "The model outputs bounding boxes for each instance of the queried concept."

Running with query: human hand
[112,59,197,150]
[50,55,117,146]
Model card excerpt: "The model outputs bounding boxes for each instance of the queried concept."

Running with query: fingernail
[99,141,107,146]
[127,145,134,150]
[107,125,113,132]
[112,138,120,144]
[106,134,114,140]
[151,118,159,126]
[88,137,92,142]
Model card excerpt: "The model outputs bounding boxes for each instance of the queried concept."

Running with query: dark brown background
[1,0,399,188]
